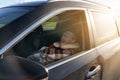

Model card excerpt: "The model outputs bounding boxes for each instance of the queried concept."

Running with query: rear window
[91,11,118,45]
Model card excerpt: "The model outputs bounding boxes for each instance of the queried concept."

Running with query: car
[0,0,120,80]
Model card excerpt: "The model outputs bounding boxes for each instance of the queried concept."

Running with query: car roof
[4,0,110,9]
[4,1,48,8]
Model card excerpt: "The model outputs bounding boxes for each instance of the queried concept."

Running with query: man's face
[60,33,75,44]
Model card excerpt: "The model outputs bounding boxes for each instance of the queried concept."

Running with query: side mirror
[0,56,48,80]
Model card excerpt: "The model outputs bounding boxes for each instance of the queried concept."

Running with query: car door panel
[96,37,120,80]
[47,49,100,80]
[96,37,120,60]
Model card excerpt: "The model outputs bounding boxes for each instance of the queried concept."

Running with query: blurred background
[0,0,120,15]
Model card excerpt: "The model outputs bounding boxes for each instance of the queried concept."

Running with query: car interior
[4,10,90,60]
[7,10,85,58]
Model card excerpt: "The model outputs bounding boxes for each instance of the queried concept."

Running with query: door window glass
[91,11,118,45]
[13,10,89,65]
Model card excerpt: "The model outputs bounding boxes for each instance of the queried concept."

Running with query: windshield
[0,7,34,48]
[0,7,33,29]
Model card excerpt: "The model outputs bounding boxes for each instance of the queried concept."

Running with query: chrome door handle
[86,65,101,78]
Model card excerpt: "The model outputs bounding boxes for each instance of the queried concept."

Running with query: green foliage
[0,24,5,28]
[42,22,57,28]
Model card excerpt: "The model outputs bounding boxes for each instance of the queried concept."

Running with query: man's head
[60,31,76,44]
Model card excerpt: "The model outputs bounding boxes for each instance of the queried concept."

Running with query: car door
[40,9,102,80]
[88,9,120,80]
[0,3,102,80]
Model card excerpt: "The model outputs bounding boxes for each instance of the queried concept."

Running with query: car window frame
[39,10,90,66]
[0,7,88,55]
[88,9,119,46]
[1,7,92,68]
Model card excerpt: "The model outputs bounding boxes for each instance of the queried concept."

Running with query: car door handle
[86,65,101,78]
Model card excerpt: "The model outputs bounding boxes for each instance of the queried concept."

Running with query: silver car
[0,0,120,80]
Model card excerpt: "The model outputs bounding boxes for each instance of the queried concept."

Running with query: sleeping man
[28,31,80,65]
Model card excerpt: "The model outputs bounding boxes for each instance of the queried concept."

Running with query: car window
[12,10,89,65]
[91,11,118,45]
[0,7,33,29]
[0,7,34,48]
